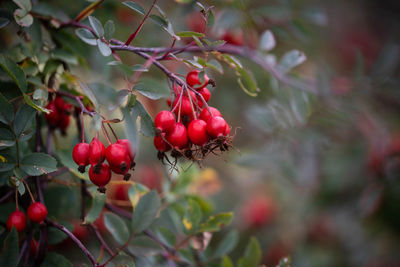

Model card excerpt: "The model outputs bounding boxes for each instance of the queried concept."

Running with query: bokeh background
[1,0,400,266]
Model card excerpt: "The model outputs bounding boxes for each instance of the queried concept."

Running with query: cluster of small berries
[154,70,232,164]
[44,95,72,134]
[73,138,136,192]
[7,202,48,232]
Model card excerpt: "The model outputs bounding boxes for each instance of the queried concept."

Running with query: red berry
[154,110,176,133]
[73,143,90,172]
[54,96,66,110]
[89,163,111,188]
[154,134,171,152]
[105,144,131,174]
[173,97,193,117]
[89,137,106,165]
[224,124,230,136]
[59,114,70,132]
[199,107,221,122]
[199,87,211,102]
[166,97,172,107]
[186,70,209,89]
[116,139,136,163]
[27,202,48,223]
[188,119,209,146]
[167,122,188,149]
[206,116,227,138]
[44,102,60,127]
[6,210,27,232]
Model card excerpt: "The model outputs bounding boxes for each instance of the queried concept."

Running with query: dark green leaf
[200,212,233,232]
[75,28,97,46]
[84,191,106,224]
[20,153,57,176]
[150,14,168,28]
[0,93,14,123]
[0,55,27,93]
[183,199,202,234]
[41,252,73,267]
[156,227,176,248]
[13,104,36,137]
[122,1,145,15]
[236,68,259,97]
[104,212,130,245]
[122,107,138,147]
[131,100,155,137]
[237,237,261,267]
[206,59,223,74]
[13,0,32,11]
[127,236,163,256]
[213,230,239,258]
[133,78,170,100]
[88,16,104,38]
[104,20,115,40]
[23,93,50,114]
[78,81,98,108]
[0,228,18,267]
[131,190,160,233]
[0,128,15,148]
[97,39,111,57]
[51,50,78,65]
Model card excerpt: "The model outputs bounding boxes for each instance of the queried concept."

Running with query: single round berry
[199,87,211,102]
[206,116,228,138]
[73,142,90,173]
[154,134,171,152]
[188,119,209,146]
[167,122,189,149]
[173,97,193,117]
[154,110,176,133]
[6,210,27,232]
[186,70,209,89]
[89,163,111,188]
[224,124,231,136]
[199,107,221,122]
[106,143,131,174]
[89,137,106,165]
[116,139,136,163]
[27,202,48,223]
[44,102,60,127]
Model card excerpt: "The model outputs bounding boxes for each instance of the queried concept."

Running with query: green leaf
[133,78,170,100]
[23,93,50,114]
[0,128,15,148]
[0,55,27,93]
[0,18,10,29]
[84,191,106,224]
[122,1,145,15]
[236,68,259,97]
[41,252,73,267]
[88,16,104,38]
[131,190,160,233]
[200,212,233,232]
[0,93,14,124]
[206,59,223,74]
[213,230,239,258]
[104,20,115,40]
[75,28,97,46]
[13,104,36,137]
[17,181,25,195]
[279,49,307,73]
[176,31,205,38]
[237,237,262,267]
[131,100,155,137]
[183,199,202,234]
[127,236,163,256]
[0,228,18,266]
[122,107,138,148]
[150,14,168,28]
[78,81,98,108]
[259,30,276,51]
[97,39,111,57]
[50,50,78,65]
[156,227,176,248]
[13,0,32,11]
[58,149,89,180]
[20,153,57,176]
[221,255,234,267]
[104,212,130,245]
[33,88,48,101]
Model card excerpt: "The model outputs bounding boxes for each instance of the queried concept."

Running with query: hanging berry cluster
[154,70,232,165]
[73,137,136,193]
[44,95,72,134]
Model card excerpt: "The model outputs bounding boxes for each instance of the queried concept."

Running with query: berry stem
[80,112,85,143]
[101,123,112,145]
[23,180,36,203]
[184,85,198,120]
[15,187,19,210]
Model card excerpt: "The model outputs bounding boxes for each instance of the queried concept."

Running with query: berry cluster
[44,95,72,134]
[154,70,233,165]
[73,137,136,192]
[7,202,48,232]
